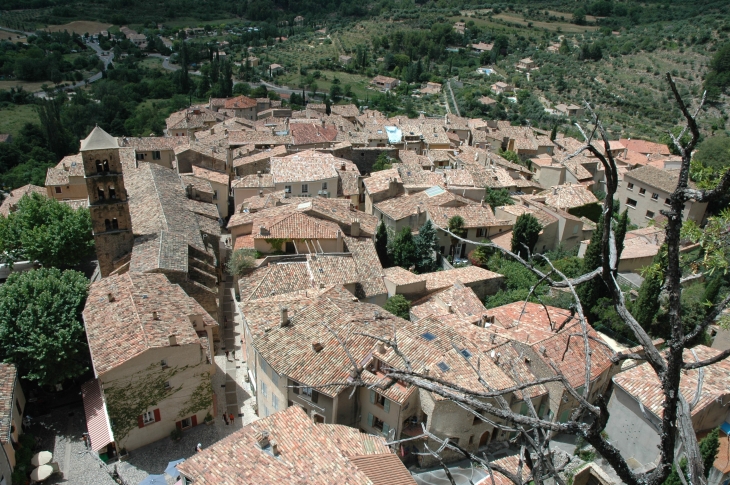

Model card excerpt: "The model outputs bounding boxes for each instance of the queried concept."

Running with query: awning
[81,378,115,452]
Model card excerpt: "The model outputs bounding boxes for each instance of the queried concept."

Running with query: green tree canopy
[0,193,94,268]
[414,220,439,273]
[511,213,541,259]
[693,136,730,170]
[390,227,418,268]
[0,268,89,386]
[705,42,730,99]
[632,245,667,334]
[372,152,392,172]
[226,248,257,277]
[483,187,513,212]
[383,294,411,320]
[375,222,390,267]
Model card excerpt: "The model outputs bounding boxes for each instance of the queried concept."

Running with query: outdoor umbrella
[138,475,167,485]
[31,451,52,466]
[30,465,53,481]
[165,459,185,478]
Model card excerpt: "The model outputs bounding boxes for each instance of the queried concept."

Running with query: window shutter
[369,390,375,404]
[383,398,390,413]
[311,390,319,403]
[383,423,390,436]
[175,421,182,430]
[367,413,373,427]
[153,409,161,422]
[191,415,198,427]
[138,415,144,428]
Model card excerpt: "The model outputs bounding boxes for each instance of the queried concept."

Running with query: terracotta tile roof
[374,186,469,221]
[46,154,84,185]
[177,406,398,484]
[175,142,228,162]
[620,236,661,260]
[227,130,292,146]
[348,454,418,485]
[118,136,190,151]
[563,159,593,181]
[125,162,207,251]
[0,184,46,216]
[191,165,229,186]
[290,123,339,146]
[0,364,17,444]
[331,104,360,118]
[233,173,275,189]
[224,95,257,109]
[82,273,214,375]
[534,183,598,209]
[130,232,188,273]
[614,345,730,419]
[619,138,670,156]
[186,199,220,219]
[166,107,226,131]
[383,266,423,285]
[232,145,288,168]
[180,174,214,195]
[372,75,398,84]
[363,168,401,195]
[197,212,221,237]
[342,236,388,298]
[485,302,575,345]
[497,204,558,227]
[423,266,503,292]
[271,160,337,183]
[624,165,692,194]
[397,165,444,189]
[410,283,486,323]
[254,212,341,240]
[427,205,510,229]
[338,169,361,196]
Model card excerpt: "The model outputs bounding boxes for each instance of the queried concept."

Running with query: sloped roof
[81,126,118,151]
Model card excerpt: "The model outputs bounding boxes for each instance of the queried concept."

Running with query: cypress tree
[578,220,604,322]
[414,220,438,273]
[632,245,667,333]
[510,213,541,259]
[375,222,390,267]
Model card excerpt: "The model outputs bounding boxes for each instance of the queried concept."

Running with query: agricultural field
[45,20,111,34]
[0,104,40,137]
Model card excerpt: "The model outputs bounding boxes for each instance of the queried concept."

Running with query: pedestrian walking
[225,350,229,360]
[232,349,236,360]
[223,413,229,425]
[229,412,234,424]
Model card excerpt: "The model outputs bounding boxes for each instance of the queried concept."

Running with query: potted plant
[170,427,183,441]
[204,413,214,425]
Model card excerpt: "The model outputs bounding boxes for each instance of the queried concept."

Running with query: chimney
[257,170,262,177]
[270,440,280,456]
[257,431,270,448]
[340,162,346,170]
[351,219,361,237]
[259,190,264,197]
[552,187,558,195]
[169,334,178,346]
[480,198,485,207]
[447,303,453,313]
[63,164,69,172]
[259,225,266,236]
[280,307,289,327]
[312,342,324,352]
[377,342,386,354]
[107,293,114,302]
[319,282,325,289]
[152,311,159,320]
[540,345,547,355]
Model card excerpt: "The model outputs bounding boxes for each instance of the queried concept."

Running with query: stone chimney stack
[351,219,361,237]
[280,307,289,327]
[168,334,178,346]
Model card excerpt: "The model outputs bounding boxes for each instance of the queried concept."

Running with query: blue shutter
[367,413,373,427]
[383,398,390,413]
[382,423,390,436]
[369,390,375,404]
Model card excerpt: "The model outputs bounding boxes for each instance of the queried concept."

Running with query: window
[473,410,486,425]
[646,210,655,219]
[369,390,391,412]
[104,219,111,231]
[164,381,171,389]
[639,187,646,196]
[572,224,579,234]
[108,186,116,199]
[272,394,278,410]
[448,437,459,446]
[261,382,268,399]
[626,198,637,208]
[102,160,110,172]
[665,198,671,206]
[96,160,103,173]
[142,411,155,425]
[152,151,161,160]
[626,182,634,190]
[469,435,474,445]
[651,193,659,200]
[476,228,485,238]
[161,359,168,368]
[302,386,312,397]
[111,218,119,230]
[322,182,328,191]
[54,187,62,194]
[97,187,105,200]
[421,332,437,341]
[136,153,145,161]
[301,184,308,194]
[180,417,192,429]
[285,185,292,193]
[213,190,218,200]
[264,406,270,417]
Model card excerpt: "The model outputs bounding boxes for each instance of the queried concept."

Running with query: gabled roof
[0,184,46,217]
[83,273,214,376]
[176,405,399,485]
[624,165,692,194]
[81,126,118,151]
[534,183,599,209]
[374,186,469,221]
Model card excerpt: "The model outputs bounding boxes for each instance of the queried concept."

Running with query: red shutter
[138,415,144,428]
[153,409,161,422]
[191,415,198,427]
[175,421,182,430]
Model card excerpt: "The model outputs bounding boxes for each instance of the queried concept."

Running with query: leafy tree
[484,187,513,212]
[0,268,89,387]
[632,246,667,334]
[704,42,730,99]
[390,227,418,268]
[663,428,719,485]
[447,215,467,260]
[226,248,257,277]
[414,220,438,273]
[693,136,730,170]
[0,194,94,268]
[573,8,587,25]
[383,295,411,320]
[468,241,493,267]
[615,209,629,259]
[511,213,541,259]
[372,152,392,172]
[37,96,76,160]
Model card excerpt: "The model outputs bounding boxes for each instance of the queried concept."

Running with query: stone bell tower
[81,126,134,277]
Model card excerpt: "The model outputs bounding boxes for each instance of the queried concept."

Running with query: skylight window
[437,361,450,372]
[460,349,472,359]
[421,332,437,341]
[424,186,445,197]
